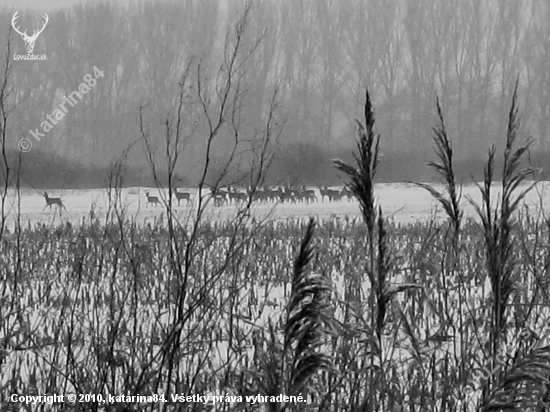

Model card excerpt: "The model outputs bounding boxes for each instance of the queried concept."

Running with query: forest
[0,0,549,187]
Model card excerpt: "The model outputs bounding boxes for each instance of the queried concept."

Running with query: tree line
[0,0,548,186]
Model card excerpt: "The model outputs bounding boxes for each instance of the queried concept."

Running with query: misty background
[0,0,549,188]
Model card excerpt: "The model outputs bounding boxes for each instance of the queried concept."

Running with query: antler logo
[11,11,49,54]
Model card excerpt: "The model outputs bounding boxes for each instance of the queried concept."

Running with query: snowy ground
[2,181,547,228]
[3,181,550,409]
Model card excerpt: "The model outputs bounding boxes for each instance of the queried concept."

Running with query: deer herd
[143,186,356,208]
[206,186,355,207]
[42,186,355,212]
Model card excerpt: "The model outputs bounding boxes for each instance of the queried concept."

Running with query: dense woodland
[1,0,550,187]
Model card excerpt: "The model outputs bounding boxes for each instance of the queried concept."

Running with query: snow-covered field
[2,181,549,411]
[4,181,547,227]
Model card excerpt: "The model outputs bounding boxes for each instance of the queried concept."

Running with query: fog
[0,0,548,187]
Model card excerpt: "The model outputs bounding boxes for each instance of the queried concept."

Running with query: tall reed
[245,218,337,412]
[335,89,420,411]
[413,94,466,409]
[334,89,383,410]
[414,95,462,236]
[467,81,550,411]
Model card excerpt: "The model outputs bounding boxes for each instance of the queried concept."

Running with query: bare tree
[132,4,284,404]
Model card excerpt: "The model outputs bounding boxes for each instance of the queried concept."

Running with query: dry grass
[3,87,550,412]
[1,207,550,411]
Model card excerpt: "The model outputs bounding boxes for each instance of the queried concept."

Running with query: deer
[247,186,270,204]
[278,187,295,204]
[340,187,354,201]
[145,191,160,207]
[300,186,317,204]
[211,187,228,207]
[174,189,191,206]
[319,186,342,202]
[43,192,66,211]
[228,189,247,205]
[11,11,49,54]
[213,193,226,207]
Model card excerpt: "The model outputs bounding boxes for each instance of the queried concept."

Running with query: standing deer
[341,187,354,201]
[145,191,160,207]
[213,193,226,207]
[227,187,247,205]
[319,186,342,202]
[174,189,191,206]
[43,192,66,211]
[300,186,317,204]
[211,188,228,207]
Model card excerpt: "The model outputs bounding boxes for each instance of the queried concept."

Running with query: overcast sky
[0,0,129,11]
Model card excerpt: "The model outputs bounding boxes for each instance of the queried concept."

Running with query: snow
[2,181,546,228]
